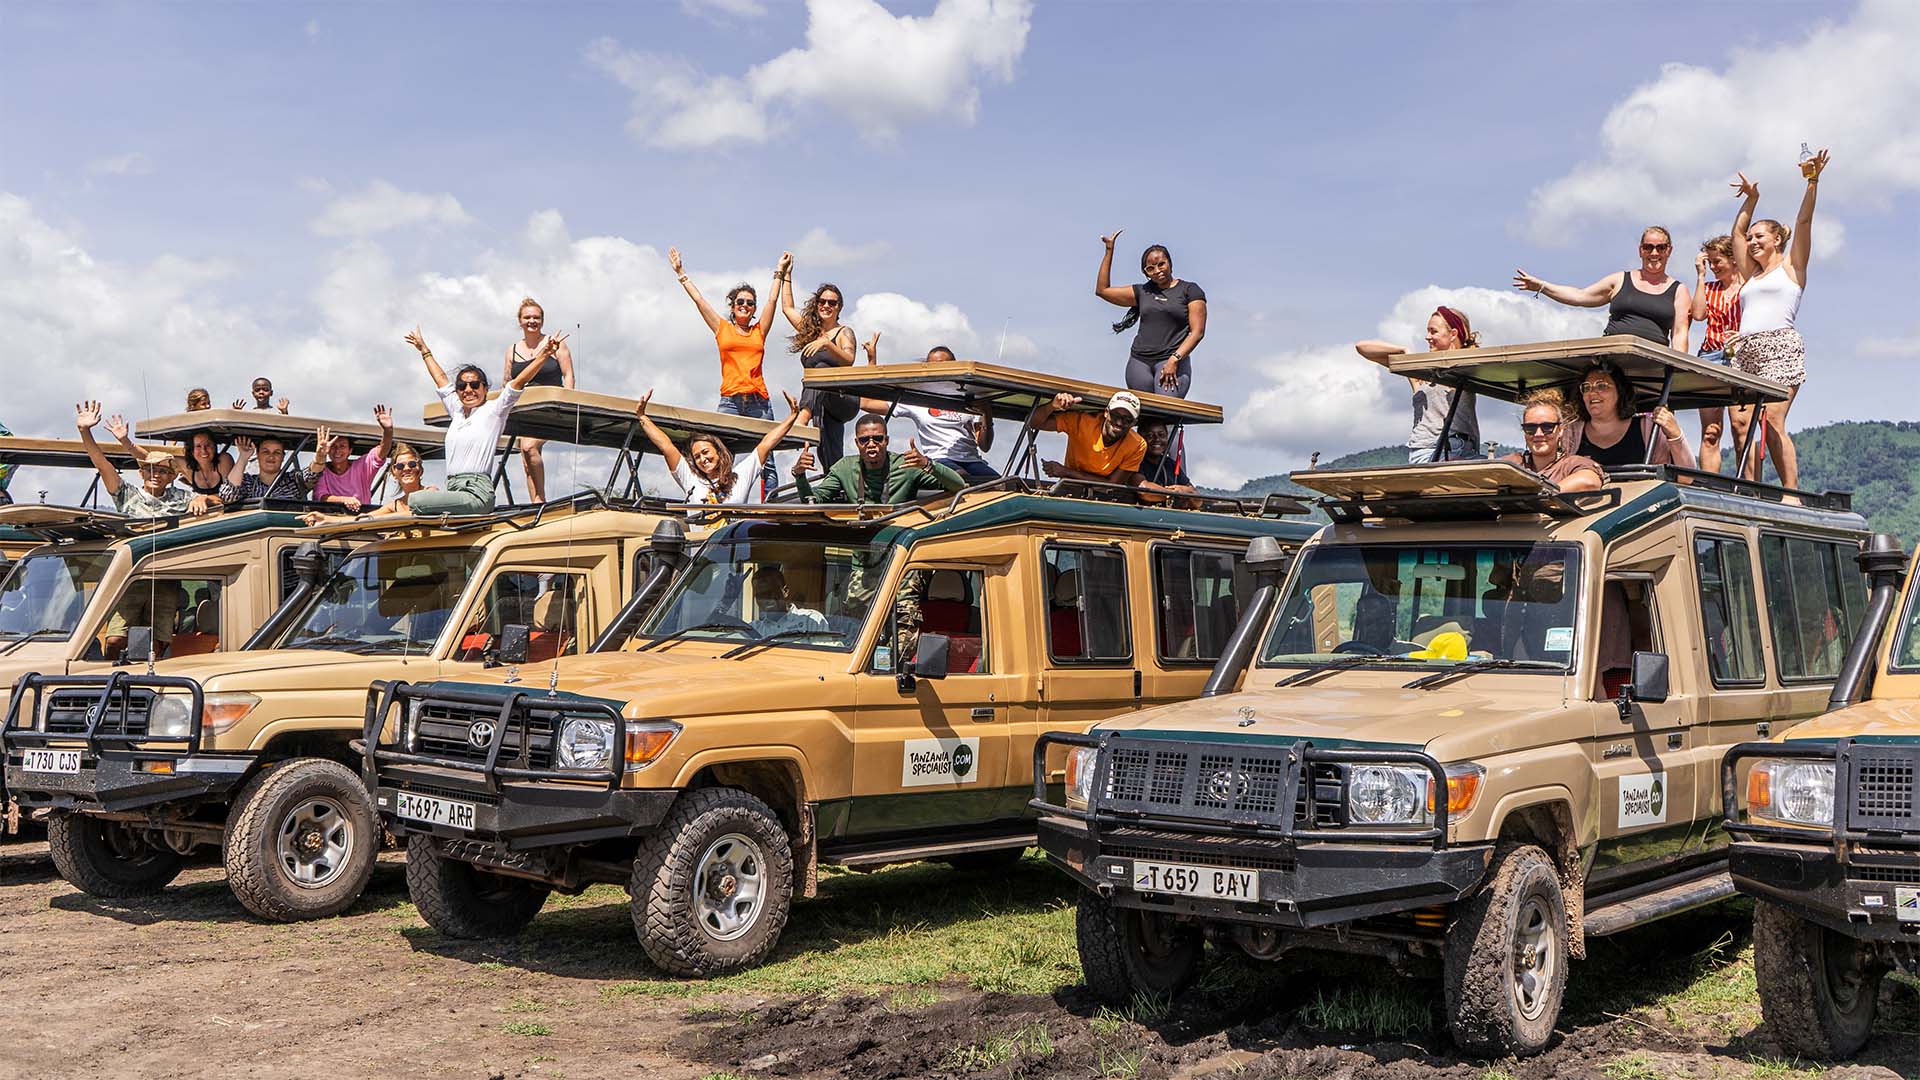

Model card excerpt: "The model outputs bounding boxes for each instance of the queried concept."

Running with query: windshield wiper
[0,627,68,655]
[1273,654,1421,687]
[1402,658,1563,690]
[283,634,376,652]
[636,620,751,652]
[719,627,843,659]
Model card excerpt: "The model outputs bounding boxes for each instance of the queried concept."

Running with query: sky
[3,0,1916,498]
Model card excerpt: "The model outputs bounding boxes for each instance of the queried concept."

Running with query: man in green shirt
[791,413,968,504]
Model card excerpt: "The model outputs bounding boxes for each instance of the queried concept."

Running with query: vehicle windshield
[273,548,480,655]
[0,550,114,640]
[1258,542,1582,670]
[632,525,894,652]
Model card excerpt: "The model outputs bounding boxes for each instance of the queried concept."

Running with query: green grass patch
[698,1073,746,1080]
[503,998,546,1014]
[940,1023,1055,1071]
[1478,1070,1516,1080]
[884,986,940,1012]
[1297,983,1432,1039]
[1089,1006,1129,1037]
[1746,1058,1819,1079]
[1600,1052,1660,1080]
[501,1020,552,1037]
[1096,1046,1144,1079]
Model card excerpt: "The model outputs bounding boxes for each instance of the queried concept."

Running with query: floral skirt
[1730,326,1806,388]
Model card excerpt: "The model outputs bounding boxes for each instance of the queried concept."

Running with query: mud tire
[1443,843,1568,1058]
[1075,888,1201,1005]
[47,813,184,897]
[631,788,794,977]
[405,833,550,938]
[224,759,378,922]
[1754,900,1881,1059]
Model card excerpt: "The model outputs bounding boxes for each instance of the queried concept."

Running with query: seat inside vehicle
[920,569,982,674]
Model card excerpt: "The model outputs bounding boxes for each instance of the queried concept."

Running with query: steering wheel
[1332,640,1385,656]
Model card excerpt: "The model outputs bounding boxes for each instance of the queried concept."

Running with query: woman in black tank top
[1513,226,1692,351]
[501,297,575,503]
[181,432,230,496]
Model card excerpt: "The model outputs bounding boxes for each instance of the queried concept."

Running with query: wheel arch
[1489,789,1587,959]
[679,752,815,899]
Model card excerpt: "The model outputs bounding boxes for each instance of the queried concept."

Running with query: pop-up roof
[1291,460,1619,523]
[0,504,158,541]
[421,386,816,454]
[1386,335,1790,411]
[0,436,185,470]
[136,409,449,458]
[801,360,1224,426]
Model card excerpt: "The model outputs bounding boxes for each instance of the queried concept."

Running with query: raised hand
[776,251,793,276]
[1694,252,1709,277]
[633,389,653,416]
[1803,147,1830,181]
[901,438,930,471]
[668,247,684,275]
[105,414,130,440]
[1101,229,1123,249]
[404,327,431,355]
[540,331,569,359]
[1512,269,1545,293]
[782,390,800,414]
[234,436,256,462]
[373,404,393,430]
[232,398,248,409]
[276,397,290,414]
[791,446,816,477]
[75,400,103,430]
[313,425,332,459]
[1051,392,1080,411]
[1732,171,1758,200]
[863,331,881,364]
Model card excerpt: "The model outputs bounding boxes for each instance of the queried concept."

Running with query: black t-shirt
[1140,452,1190,487]
[1129,280,1206,360]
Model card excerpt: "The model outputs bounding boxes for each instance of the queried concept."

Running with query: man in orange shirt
[1027,390,1161,493]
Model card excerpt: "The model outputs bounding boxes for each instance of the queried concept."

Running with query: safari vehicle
[1721,535,1920,1059]
[1031,338,1874,1058]
[2,394,805,918]
[359,365,1316,977]
[0,434,184,549]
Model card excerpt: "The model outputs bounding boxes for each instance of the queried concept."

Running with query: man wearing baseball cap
[74,400,218,519]
[1027,390,1155,491]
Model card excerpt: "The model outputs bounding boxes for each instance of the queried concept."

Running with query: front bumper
[1032,731,1492,929]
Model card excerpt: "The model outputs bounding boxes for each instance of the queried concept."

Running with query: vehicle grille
[1102,826,1297,872]
[42,689,152,737]
[411,702,557,770]
[1095,739,1343,828]
[396,781,502,808]
[1852,864,1920,885]
[1846,745,1920,833]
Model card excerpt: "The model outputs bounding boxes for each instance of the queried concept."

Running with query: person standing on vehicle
[1355,306,1484,463]
[1094,231,1206,398]
[235,376,290,414]
[1514,226,1692,352]
[779,264,860,469]
[73,401,217,518]
[854,335,997,481]
[501,297,574,503]
[404,325,559,516]
[1501,395,1604,492]
[669,247,786,496]
[1689,236,1744,473]
[790,413,966,504]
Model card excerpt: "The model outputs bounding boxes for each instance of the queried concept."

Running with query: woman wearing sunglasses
[632,388,804,506]
[669,246,788,496]
[301,442,434,524]
[403,324,559,516]
[1502,393,1604,492]
[1514,227,1692,352]
[780,261,859,469]
[501,297,573,504]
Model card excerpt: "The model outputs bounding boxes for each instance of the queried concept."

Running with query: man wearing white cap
[1027,390,1152,490]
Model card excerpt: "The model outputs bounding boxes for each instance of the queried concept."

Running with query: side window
[1594,576,1659,700]
[1045,545,1130,664]
[1153,546,1250,664]
[1761,536,1865,681]
[278,545,349,604]
[88,577,225,662]
[1694,534,1766,684]
[455,571,587,663]
[632,549,651,589]
[872,567,988,675]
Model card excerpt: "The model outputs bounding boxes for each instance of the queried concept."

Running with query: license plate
[21,749,82,774]
[1130,859,1257,901]
[394,790,476,831]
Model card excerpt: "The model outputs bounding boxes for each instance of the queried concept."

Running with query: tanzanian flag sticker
[1897,887,1920,922]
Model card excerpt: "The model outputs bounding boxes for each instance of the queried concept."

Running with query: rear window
[1044,545,1130,663]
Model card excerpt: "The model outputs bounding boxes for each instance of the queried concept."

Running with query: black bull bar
[360,679,629,792]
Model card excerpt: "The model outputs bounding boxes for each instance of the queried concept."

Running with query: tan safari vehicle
[359,365,1318,977]
[1033,339,1874,1058]
[1,394,807,920]
[1721,534,1919,1059]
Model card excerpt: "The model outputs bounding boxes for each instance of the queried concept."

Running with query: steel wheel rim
[695,832,766,942]
[1511,894,1556,1022]
[276,795,355,890]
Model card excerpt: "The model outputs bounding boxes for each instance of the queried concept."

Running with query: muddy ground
[2,841,1917,1080]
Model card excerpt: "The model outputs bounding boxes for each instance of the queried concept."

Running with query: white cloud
[848,291,1036,362]
[791,226,889,268]
[1524,0,1920,245]
[681,0,767,18]
[586,0,1032,149]
[310,180,472,238]
[87,152,151,176]
[1857,330,1918,360]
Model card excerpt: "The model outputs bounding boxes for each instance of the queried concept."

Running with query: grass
[940,1023,1055,1071]
[1571,906,1763,1037]
[504,997,547,1014]
[1096,1046,1144,1079]
[1746,1058,1820,1079]
[501,1020,552,1037]
[884,986,940,1012]
[697,1073,746,1080]
[1478,1070,1516,1080]
[1599,1051,1661,1080]
[1296,983,1432,1039]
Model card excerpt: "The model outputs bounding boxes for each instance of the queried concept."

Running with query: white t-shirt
[437,383,521,476]
[670,448,766,505]
[894,404,982,462]
[751,605,828,637]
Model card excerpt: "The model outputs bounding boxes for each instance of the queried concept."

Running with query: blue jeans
[1410,431,1480,464]
[716,393,778,498]
[940,458,999,481]
[1698,348,1728,366]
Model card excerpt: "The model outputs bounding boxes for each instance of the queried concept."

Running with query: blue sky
[4,0,1915,496]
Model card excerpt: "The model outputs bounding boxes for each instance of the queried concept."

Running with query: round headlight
[1349,765,1426,825]
[556,717,614,770]
[1066,747,1100,809]
[146,694,194,738]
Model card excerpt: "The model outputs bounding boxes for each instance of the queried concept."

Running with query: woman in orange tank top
[668,247,789,496]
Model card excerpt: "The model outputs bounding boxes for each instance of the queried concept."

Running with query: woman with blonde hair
[1514,226,1692,352]
[1356,305,1483,462]
[779,265,858,468]
[1502,391,1604,492]
[501,296,574,502]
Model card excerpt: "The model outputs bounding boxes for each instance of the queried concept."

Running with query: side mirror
[498,623,531,666]
[124,626,156,665]
[897,633,950,691]
[1617,650,1669,717]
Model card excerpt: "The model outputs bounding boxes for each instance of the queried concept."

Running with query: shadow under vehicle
[359,365,1318,978]
[1032,337,1875,1058]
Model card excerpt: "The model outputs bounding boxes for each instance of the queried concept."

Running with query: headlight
[147,694,194,737]
[556,716,615,770]
[1348,765,1429,826]
[1065,747,1100,809]
[623,721,681,772]
[403,697,424,750]
[1749,759,1835,827]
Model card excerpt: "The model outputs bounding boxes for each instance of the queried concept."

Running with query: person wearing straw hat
[74,400,217,518]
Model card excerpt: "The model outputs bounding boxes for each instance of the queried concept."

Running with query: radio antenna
[995,318,1010,364]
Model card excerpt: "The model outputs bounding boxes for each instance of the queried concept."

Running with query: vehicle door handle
[970,708,996,722]
[1756,721,1770,737]
[1667,733,1683,749]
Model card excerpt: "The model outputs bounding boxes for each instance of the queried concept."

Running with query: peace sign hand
[863,331,880,364]
[540,332,569,359]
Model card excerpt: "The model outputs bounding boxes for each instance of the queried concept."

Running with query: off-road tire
[1075,888,1202,1005]
[631,788,794,977]
[46,813,184,897]
[1754,900,1882,1059]
[405,833,550,938]
[224,759,378,922]
[1444,843,1568,1058]
[940,846,1028,874]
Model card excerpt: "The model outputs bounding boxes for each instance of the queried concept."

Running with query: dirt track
[3,841,1918,1080]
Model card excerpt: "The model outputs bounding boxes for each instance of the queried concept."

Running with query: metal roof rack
[1318,487,1620,524]
[1603,464,1852,512]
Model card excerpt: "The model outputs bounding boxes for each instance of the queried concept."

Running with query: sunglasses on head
[854,434,887,445]
[1521,421,1561,435]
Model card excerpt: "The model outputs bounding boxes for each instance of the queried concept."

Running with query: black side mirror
[1618,650,1669,718]
[498,623,531,666]
[896,633,951,691]
[124,626,155,665]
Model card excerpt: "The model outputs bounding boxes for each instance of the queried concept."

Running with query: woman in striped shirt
[1689,235,1743,473]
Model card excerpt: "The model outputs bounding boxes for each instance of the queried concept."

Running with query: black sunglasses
[455,379,485,390]
[1520,421,1561,435]
[733,298,757,308]
[392,460,423,471]
[854,434,888,445]
[1640,243,1671,252]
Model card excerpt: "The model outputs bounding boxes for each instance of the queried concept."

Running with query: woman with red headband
[1356,306,1483,462]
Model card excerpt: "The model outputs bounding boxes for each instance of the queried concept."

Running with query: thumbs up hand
[902,438,931,471]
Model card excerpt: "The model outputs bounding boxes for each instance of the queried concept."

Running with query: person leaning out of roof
[856,332,998,481]
[1501,392,1604,492]
[633,387,805,506]
[73,400,218,518]
[302,441,435,525]
[1027,390,1178,498]
[790,413,967,504]
[1355,306,1484,463]
[1513,225,1691,353]
[1562,361,1695,470]
[307,405,395,513]
[404,324,559,516]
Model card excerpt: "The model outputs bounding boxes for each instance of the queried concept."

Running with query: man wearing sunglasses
[791,413,966,504]
[1501,396,1604,492]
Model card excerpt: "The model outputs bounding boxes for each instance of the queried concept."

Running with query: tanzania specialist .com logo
[950,742,974,778]
[1649,777,1664,818]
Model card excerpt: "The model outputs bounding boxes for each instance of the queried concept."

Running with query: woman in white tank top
[1725,148,1827,490]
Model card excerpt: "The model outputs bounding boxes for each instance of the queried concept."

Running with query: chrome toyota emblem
[467,721,496,748]
[1236,706,1257,727]
[1205,768,1242,803]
